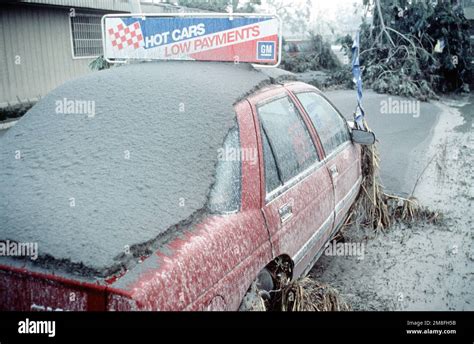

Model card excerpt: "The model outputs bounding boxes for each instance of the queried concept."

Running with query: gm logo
[257,41,275,60]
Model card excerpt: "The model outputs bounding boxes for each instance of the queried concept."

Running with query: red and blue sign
[103,14,281,66]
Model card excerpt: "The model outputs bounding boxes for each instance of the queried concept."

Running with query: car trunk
[0,264,131,311]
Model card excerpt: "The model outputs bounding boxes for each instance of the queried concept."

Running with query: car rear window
[296,92,350,156]
[208,125,241,214]
[258,96,318,183]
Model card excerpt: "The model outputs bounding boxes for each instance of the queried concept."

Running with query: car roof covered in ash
[0,61,275,277]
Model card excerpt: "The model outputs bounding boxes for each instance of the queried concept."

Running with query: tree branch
[375,0,396,47]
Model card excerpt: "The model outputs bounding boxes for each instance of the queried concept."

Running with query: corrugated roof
[15,0,131,11]
[13,0,203,13]
[465,6,474,20]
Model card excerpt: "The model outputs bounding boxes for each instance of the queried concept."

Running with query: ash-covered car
[0,14,375,311]
[0,61,374,311]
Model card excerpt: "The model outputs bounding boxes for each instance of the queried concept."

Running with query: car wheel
[238,269,274,311]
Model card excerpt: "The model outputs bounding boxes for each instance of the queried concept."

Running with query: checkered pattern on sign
[108,22,144,50]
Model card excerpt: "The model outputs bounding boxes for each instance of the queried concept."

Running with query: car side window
[208,125,241,214]
[258,96,318,184]
[296,92,350,156]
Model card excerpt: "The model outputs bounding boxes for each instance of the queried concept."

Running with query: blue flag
[351,32,365,129]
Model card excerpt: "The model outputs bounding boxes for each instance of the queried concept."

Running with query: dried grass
[273,278,351,312]
[348,143,441,232]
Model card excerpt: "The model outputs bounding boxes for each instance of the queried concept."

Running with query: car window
[261,128,282,194]
[296,92,350,156]
[258,96,318,183]
[208,125,241,214]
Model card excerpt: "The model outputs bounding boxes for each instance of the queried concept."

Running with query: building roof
[10,0,205,13]
[465,6,474,20]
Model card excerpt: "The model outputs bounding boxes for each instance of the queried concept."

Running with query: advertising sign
[103,14,281,66]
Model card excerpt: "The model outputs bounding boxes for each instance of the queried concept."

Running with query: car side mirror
[351,129,375,145]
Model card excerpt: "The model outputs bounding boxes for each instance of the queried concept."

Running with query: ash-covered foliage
[281,33,342,73]
[324,67,355,89]
[355,0,472,100]
[0,100,35,121]
[89,55,111,71]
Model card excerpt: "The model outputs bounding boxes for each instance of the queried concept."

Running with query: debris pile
[347,143,441,232]
[360,1,471,100]
[274,278,351,312]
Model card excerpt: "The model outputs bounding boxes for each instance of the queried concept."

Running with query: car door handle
[330,165,339,178]
[278,203,293,223]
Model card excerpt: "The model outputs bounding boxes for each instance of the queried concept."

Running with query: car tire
[238,269,274,311]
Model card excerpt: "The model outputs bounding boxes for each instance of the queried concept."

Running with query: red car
[0,62,373,311]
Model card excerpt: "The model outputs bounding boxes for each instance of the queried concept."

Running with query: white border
[101,13,282,68]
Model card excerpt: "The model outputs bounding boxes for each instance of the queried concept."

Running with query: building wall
[0,4,99,106]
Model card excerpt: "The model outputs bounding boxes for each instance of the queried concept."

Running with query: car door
[293,89,362,230]
[248,86,335,279]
